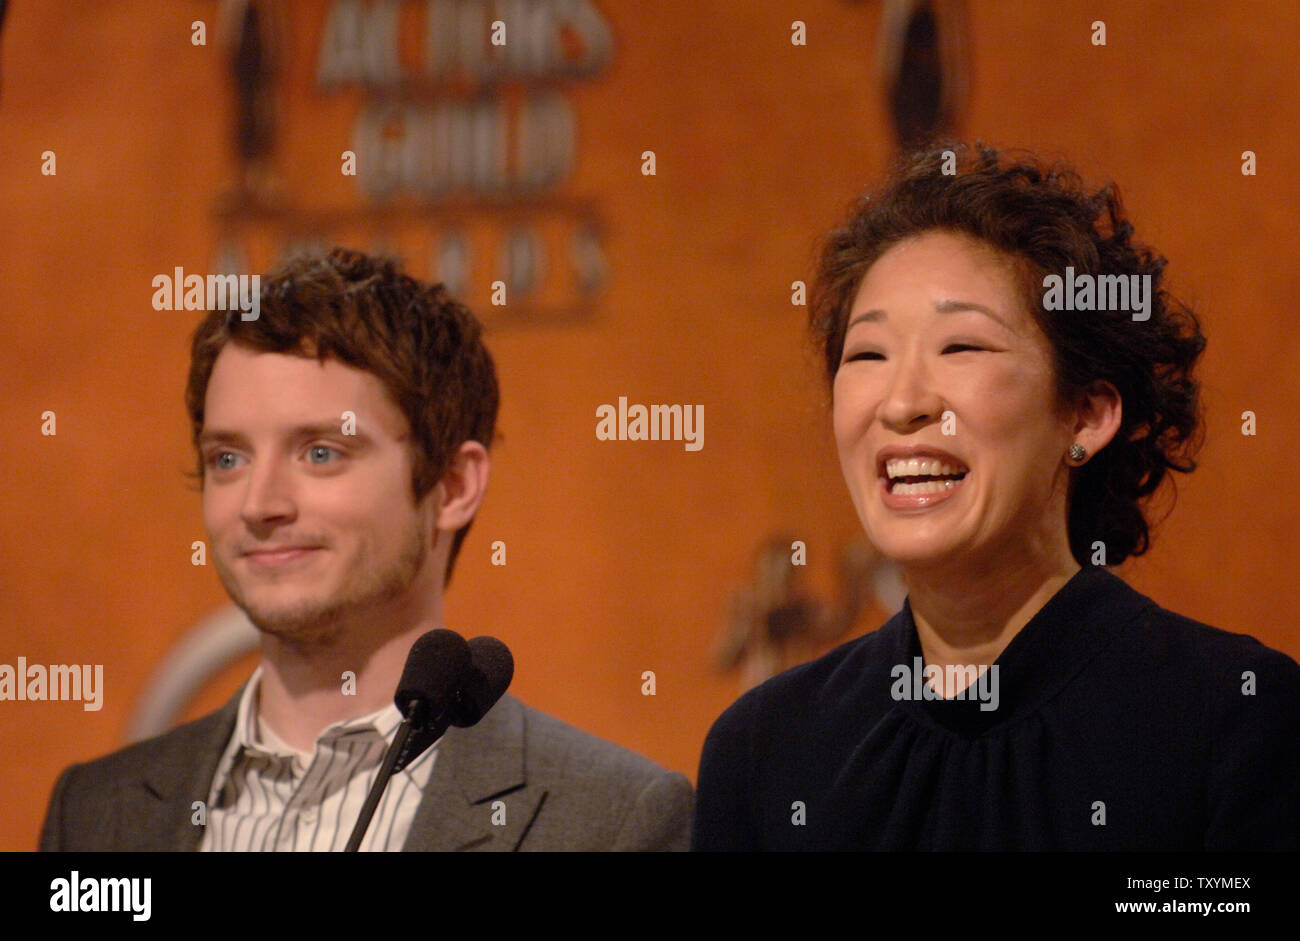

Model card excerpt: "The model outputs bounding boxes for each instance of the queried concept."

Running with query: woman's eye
[845,345,982,362]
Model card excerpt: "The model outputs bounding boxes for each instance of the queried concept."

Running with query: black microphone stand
[344,696,449,852]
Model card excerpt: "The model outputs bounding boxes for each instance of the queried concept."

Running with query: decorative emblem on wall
[878,0,968,152]
[716,534,906,692]
[222,0,284,204]
[0,0,10,103]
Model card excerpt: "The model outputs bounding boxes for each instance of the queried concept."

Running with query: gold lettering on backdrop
[321,0,613,316]
[349,96,575,198]
[318,0,609,197]
[304,0,615,85]
[215,0,612,324]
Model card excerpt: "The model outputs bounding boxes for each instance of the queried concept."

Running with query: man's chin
[241,603,350,649]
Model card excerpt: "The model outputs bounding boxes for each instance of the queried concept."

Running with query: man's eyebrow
[197,422,375,447]
[847,299,1013,332]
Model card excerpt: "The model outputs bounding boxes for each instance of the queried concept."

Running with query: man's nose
[239,457,297,525]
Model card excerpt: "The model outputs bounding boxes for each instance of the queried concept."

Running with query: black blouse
[692,566,1300,850]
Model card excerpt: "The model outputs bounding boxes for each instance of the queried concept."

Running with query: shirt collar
[210,664,412,791]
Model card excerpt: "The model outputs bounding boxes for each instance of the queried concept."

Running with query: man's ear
[433,440,490,534]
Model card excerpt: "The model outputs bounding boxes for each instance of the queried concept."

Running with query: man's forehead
[203,344,407,437]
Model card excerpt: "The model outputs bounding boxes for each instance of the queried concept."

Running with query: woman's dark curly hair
[810,142,1207,566]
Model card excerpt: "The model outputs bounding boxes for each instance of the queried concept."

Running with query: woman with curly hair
[692,143,1300,851]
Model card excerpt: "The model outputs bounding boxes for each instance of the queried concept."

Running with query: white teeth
[884,457,968,479]
[891,479,964,495]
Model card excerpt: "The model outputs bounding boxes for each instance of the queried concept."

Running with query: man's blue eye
[308,446,336,464]
[211,452,239,470]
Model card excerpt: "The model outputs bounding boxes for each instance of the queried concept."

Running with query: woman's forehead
[851,233,1038,334]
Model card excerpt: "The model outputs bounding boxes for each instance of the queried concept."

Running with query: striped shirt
[199,666,438,851]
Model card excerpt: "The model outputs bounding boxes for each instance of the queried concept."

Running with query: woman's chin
[868,534,966,569]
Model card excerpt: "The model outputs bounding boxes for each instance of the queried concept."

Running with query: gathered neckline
[885,566,1156,737]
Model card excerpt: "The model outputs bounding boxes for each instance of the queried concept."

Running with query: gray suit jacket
[40,691,692,851]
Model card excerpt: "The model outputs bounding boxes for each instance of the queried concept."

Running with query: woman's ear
[1072,380,1123,458]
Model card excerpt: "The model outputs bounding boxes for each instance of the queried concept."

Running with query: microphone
[448,636,514,727]
[389,634,513,775]
[387,629,473,774]
[344,629,468,852]
[394,629,472,729]
[343,630,513,852]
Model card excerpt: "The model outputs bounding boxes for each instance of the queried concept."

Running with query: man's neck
[255,621,436,753]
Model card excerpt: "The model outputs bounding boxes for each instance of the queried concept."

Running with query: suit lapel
[118,687,546,851]
[131,690,242,851]
[403,693,547,851]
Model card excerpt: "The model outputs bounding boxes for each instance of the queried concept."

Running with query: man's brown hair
[185,247,499,581]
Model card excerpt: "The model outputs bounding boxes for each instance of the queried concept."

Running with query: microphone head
[395,629,471,728]
[448,636,514,727]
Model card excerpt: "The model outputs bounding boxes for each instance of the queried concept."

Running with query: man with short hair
[41,248,692,851]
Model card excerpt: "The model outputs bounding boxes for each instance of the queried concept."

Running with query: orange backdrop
[2,0,1298,850]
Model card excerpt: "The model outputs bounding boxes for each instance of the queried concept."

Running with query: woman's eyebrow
[847,299,1012,332]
